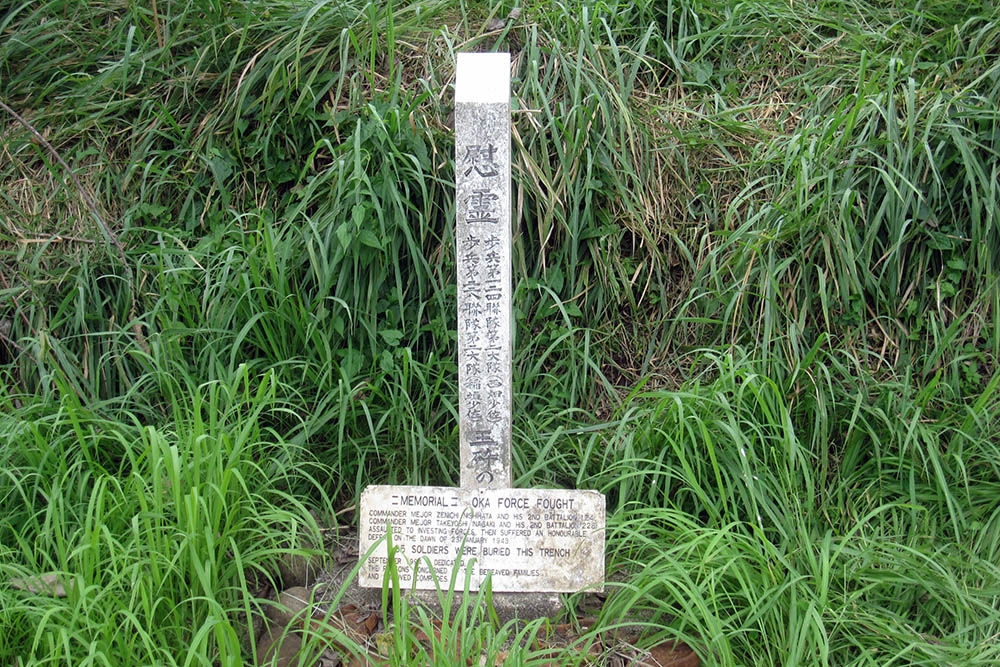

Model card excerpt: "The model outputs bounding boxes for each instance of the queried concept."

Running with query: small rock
[277,544,320,588]
[256,624,303,667]
[9,573,69,597]
[266,587,313,628]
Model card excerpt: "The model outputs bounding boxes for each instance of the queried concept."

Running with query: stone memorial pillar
[358,53,605,598]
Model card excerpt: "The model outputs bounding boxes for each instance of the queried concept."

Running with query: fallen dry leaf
[633,640,699,667]
[338,605,378,637]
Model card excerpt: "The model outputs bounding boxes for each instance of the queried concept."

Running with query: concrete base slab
[403,589,563,624]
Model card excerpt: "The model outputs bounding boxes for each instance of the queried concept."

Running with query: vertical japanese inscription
[456,53,511,489]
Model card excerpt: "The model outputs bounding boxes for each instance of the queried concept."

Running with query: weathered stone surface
[455,52,512,490]
[8,573,69,597]
[265,586,313,629]
[255,624,303,667]
[359,485,604,592]
[488,591,563,622]
[405,590,563,624]
[276,539,321,589]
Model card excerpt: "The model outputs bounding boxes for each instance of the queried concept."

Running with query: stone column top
[456,52,510,104]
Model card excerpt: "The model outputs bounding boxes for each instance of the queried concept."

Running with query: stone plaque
[359,485,605,592]
[456,52,512,490]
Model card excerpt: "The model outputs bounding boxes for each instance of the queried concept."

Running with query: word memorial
[359,53,605,594]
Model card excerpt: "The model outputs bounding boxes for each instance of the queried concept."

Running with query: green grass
[2,0,999,664]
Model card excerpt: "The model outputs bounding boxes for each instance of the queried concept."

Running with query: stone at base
[265,587,313,629]
[255,624,302,667]
[404,589,563,625]
[312,557,560,624]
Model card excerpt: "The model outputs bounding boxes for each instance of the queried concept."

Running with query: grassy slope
[1,0,999,664]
